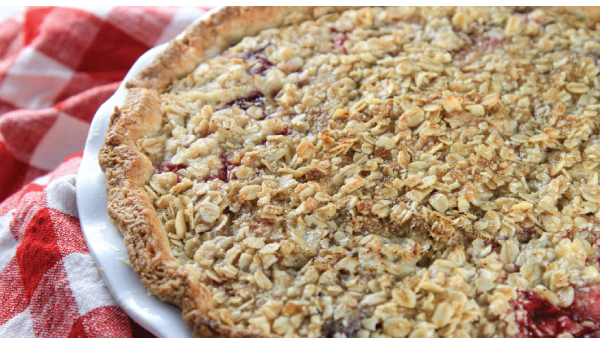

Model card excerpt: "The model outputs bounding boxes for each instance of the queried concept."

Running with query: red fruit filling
[203,276,230,287]
[155,162,188,183]
[514,290,600,337]
[330,28,348,34]
[248,55,274,76]
[569,285,600,325]
[481,37,505,51]
[243,49,273,76]
[225,47,275,76]
[333,38,348,54]
[155,162,187,174]
[207,154,240,183]
[227,46,275,76]
[274,126,290,136]
[331,27,349,54]
[222,91,265,111]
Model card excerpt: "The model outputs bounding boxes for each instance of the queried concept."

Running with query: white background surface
[76,7,222,337]
[76,41,192,338]
[0,7,23,22]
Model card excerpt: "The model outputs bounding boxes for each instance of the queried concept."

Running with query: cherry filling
[224,46,274,76]
[241,48,274,76]
[155,162,186,174]
[331,27,349,54]
[222,91,265,111]
[207,154,240,183]
[514,290,600,337]
[203,276,230,287]
[154,162,188,183]
[569,285,600,325]
[333,39,348,54]
[248,55,274,76]
[274,126,290,136]
[481,37,505,51]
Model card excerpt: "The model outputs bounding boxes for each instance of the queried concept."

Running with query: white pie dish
[75,7,224,337]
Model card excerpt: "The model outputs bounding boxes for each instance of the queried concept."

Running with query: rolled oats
[101,5,600,338]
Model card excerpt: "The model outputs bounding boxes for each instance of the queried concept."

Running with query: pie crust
[99,6,600,337]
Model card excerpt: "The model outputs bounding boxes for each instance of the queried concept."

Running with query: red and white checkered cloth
[0,6,209,337]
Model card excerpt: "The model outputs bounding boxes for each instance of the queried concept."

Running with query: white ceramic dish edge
[76,7,223,338]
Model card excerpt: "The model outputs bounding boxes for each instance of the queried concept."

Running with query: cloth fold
[0,6,208,337]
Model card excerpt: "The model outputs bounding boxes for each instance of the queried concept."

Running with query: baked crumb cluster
[137,7,600,337]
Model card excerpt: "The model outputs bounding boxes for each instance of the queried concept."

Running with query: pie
[99,6,600,337]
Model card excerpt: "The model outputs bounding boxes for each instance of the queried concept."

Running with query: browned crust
[127,5,600,93]
[99,6,353,337]
[127,6,355,91]
[99,87,268,337]
[101,6,600,337]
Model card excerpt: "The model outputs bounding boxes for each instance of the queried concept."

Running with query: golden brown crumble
[137,7,600,337]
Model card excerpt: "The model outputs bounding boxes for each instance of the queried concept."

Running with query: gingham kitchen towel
[0,6,209,337]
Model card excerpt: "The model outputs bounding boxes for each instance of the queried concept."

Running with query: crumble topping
[137,7,600,337]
